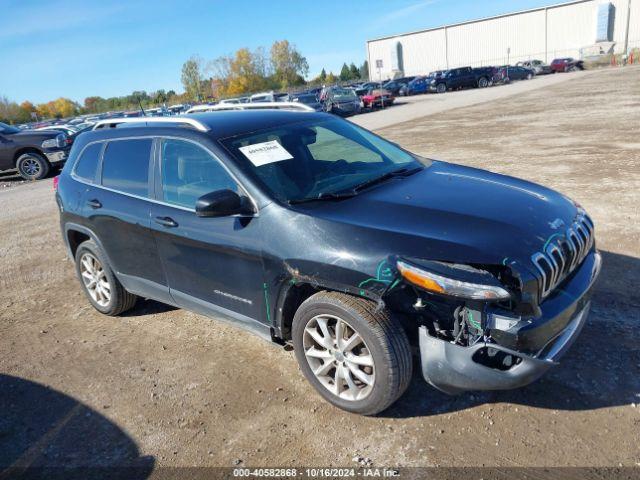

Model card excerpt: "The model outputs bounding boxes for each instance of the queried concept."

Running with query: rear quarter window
[101,138,152,197]
[74,142,103,182]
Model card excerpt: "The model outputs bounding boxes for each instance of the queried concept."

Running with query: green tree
[339,63,351,81]
[319,68,327,81]
[270,40,309,88]
[349,63,360,79]
[0,96,31,123]
[360,60,369,81]
[181,56,204,101]
[84,96,103,112]
[152,89,167,104]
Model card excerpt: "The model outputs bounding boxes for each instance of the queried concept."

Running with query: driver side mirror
[195,189,254,218]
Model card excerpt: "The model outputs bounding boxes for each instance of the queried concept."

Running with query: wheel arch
[13,147,46,167]
[274,279,383,342]
[63,223,114,267]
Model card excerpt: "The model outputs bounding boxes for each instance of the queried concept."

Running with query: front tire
[436,83,446,94]
[16,152,50,181]
[75,240,137,316]
[292,292,412,415]
[478,77,488,88]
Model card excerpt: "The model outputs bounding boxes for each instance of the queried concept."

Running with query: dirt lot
[1,67,639,476]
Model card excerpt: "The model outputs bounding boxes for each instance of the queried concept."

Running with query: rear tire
[292,291,412,415]
[478,77,488,88]
[16,152,50,181]
[74,240,137,316]
[436,83,446,94]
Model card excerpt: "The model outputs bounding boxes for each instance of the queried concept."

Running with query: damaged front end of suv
[377,211,601,394]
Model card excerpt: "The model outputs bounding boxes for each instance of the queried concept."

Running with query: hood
[14,130,61,141]
[296,161,579,267]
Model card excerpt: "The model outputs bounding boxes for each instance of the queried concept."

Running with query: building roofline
[367,0,593,43]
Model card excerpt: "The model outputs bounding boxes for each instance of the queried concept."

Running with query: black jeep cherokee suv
[56,112,601,415]
[0,122,71,180]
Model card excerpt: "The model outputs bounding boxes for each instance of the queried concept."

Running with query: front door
[150,138,266,327]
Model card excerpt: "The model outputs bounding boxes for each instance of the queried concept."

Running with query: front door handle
[87,199,102,209]
[154,216,178,228]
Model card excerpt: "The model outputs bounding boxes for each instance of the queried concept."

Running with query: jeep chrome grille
[531,214,594,299]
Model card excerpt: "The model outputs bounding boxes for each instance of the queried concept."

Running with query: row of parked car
[378,57,584,96]
[195,57,585,119]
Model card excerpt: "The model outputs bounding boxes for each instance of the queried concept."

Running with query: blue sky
[1,0,556,104]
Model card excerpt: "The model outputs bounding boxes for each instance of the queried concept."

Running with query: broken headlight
[396,260,511,301]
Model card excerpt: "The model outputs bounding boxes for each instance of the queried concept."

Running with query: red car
[550,57,584,73]
[361,88,394,109]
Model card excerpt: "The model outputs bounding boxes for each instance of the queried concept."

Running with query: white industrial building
[367,0,639,79]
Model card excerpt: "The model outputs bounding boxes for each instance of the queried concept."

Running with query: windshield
[0,122,20,134]
[329,88,357,100]
[220,118,425,203]
[294,95,317,105]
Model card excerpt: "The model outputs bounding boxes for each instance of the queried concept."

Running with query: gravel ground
[1,66,639,476]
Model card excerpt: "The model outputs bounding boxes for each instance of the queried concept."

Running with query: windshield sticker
[239,140,293,167]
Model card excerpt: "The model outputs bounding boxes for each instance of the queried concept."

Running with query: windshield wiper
[349,166,422,193]
[288,191,357,205]
[288,167,422,205]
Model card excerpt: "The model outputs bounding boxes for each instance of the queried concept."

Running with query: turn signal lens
[396,260,511,300]
[397,264,445,294]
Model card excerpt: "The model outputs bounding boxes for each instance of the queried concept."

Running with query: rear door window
[101,138,152,197]
[74,142,103,182]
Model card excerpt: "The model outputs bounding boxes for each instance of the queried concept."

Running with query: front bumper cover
[418,250,601,394]
[44,149,68,165]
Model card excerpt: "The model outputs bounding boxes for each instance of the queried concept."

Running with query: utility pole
[444,26,449,69]
[544,7,548,63]
[623,0,631,55]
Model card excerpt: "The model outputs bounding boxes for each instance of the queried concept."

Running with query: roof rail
[185,102,315,114]
[91,117,210,132]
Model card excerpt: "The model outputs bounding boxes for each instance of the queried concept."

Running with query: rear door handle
[154,216,178,228]
[87,199,102,209]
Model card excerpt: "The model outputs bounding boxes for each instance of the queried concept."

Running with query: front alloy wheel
[292,291,412,415]
[303,314,375,401]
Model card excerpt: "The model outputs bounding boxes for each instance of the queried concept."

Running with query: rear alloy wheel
[478,77,488,88]
[436,83,446,94]
[74,240,137,316]
[80,253,111,307]
[16,153,50,181]
[292,291,412,415]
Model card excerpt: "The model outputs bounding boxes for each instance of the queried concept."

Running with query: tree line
[181,40,369,101]
[1,40,368,124]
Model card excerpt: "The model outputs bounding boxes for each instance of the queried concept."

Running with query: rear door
[447,69,462,88]
[462,68,476,87]
[149,137,266,326]
[83,137,170,302]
